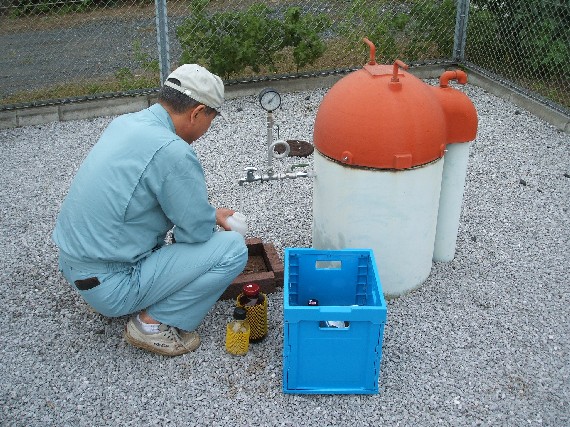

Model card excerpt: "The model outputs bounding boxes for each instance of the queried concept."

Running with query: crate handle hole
[315,260,342,269]
[318,321,350,329]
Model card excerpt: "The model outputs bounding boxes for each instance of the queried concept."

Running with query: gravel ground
[0,82,569,426]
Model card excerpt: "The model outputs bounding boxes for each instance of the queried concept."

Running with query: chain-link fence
[1,0,568,116]
[464,0,569,115]
[1,0,161,105]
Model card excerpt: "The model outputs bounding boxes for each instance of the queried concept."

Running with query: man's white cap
[164,64,226,118]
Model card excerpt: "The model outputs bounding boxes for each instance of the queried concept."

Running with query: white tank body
[312,151,444,298]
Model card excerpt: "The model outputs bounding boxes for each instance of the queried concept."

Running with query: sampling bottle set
[225,283,268,356]
[225,307,250,356]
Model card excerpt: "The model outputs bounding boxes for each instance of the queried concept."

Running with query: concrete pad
[468,72,516,100]
[509,91,570,132]
[0,110,18,130]
[467,69,569,133]
[17,105,60,127]
[60,96,150,121]
[409,64,448,79]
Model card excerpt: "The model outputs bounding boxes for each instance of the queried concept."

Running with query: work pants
[58,231,248,331]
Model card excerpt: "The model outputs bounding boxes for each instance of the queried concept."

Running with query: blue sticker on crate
[282,248,387,394]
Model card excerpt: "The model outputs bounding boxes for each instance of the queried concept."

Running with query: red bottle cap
[243,283,260,297]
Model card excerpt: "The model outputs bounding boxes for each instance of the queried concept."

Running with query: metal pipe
[237,97,315,186]
[363,37,376,65]
[154,0,170,83]
[453,0,471,63]
[238,166,315,185]
[439,70,468,88]
[391,60,409,82]
[266,111,274,171]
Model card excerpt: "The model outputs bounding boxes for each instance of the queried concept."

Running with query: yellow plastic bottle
[225,307,250,356]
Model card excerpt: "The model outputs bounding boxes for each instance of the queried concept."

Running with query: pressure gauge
[258,88,281,112]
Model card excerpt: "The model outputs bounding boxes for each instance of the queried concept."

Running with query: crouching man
[53,64,247,356]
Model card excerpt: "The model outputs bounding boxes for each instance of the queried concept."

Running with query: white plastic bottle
[226,212,248,236]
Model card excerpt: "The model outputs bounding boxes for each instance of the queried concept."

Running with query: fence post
[453,0,470,63]
[155,0,171,84]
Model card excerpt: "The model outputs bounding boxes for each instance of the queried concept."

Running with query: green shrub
[469,0,570,78]
[340,0,399,61]
[339,0,455,63]
[176,0,331,79]
[408,0,455,58]
[282,7,330,70]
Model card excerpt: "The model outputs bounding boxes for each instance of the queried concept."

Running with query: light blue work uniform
[53,103,247,331]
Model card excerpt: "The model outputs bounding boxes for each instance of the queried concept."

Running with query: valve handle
[244,167,258,179]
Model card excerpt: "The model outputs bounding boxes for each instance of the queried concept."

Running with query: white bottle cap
[226,212,248,236]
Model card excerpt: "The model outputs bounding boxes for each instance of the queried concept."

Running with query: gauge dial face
[259,88,281,111]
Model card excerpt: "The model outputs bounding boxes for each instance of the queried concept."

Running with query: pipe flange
[270,140,290,159]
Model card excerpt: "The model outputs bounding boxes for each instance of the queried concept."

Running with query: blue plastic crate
[283,248,387,394]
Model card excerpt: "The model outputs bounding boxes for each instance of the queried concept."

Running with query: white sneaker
[178,330,201,350]
[124,316,200,356]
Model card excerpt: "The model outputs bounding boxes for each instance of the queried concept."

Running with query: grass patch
[1,71,159,105]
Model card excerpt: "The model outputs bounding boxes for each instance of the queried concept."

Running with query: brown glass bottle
[236,283,268,342]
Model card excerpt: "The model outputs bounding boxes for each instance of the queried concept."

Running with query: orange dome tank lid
[313,38,478,170]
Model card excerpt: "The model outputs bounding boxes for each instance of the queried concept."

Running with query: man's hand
[216,208,235,231]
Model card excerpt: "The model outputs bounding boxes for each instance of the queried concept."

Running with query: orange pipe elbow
[391,60,409,82]
[363,37,376,65]
[439,70,468,88]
